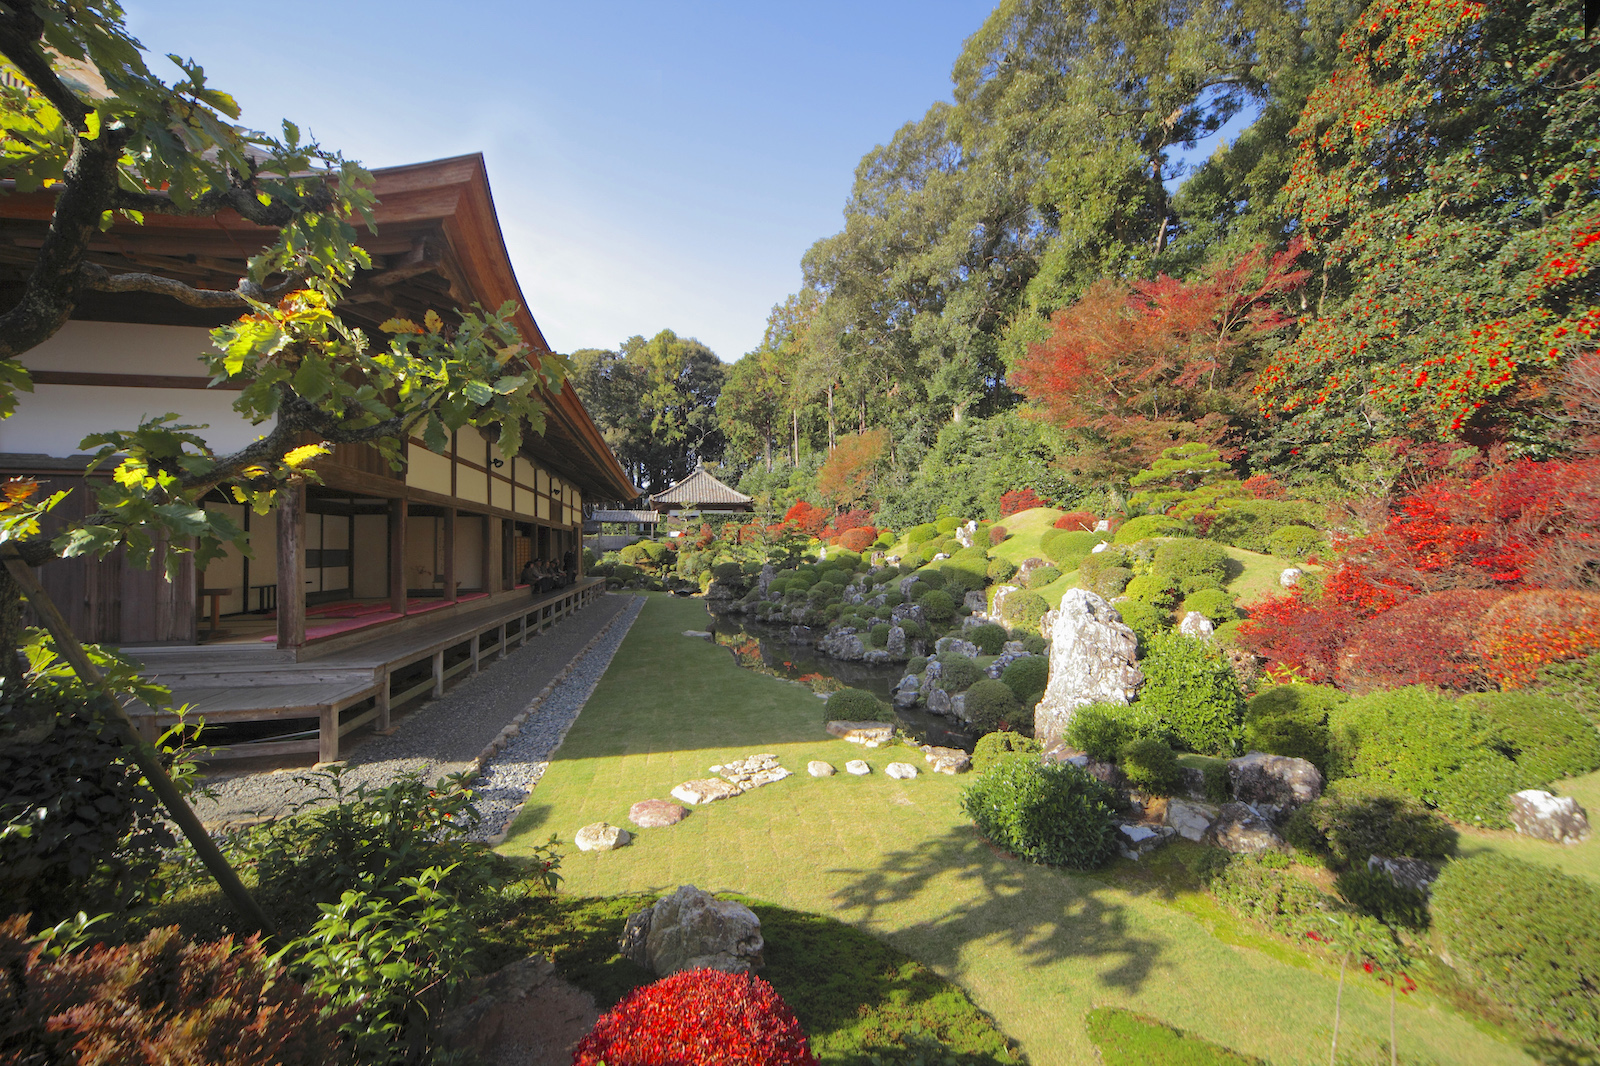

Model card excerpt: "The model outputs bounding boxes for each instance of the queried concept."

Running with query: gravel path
[192,594,643,827]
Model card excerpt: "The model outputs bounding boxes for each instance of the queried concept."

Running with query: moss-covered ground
[500,593,1538,1066]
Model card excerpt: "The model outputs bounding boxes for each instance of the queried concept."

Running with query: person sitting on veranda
[537,561,557,594]
[519,559,537,588]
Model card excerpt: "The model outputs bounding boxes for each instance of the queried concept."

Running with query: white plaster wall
[2,321,273,458]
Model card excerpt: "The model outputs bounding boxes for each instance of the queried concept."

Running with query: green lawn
[500,593,1535,1066]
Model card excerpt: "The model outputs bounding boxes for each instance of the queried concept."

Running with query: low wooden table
[200,587,229,637]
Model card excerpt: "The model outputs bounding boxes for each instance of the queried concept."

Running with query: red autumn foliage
[989,525,1008,546]
[0,917,349,1066]
[1475,589,1600,689]
[573,968,817,1066]
[1053,511,1101,531]
[839,527,878,552]
[999,488,1050,517]
[1336,589,1508,694]
[816,429,888,508]
[1242,474,1289,500]
[833,509,873,533]
[783,501,829,538]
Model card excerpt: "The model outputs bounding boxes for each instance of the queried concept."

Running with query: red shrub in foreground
[1475,589,1600,688]
[999,488,1050,517]
[839,526,877,552]
[573,968,817,1066]
[1336,589,1507,694]
[0,916,348,1065]
[1053,511,1100,531]
[989,524,1008,546]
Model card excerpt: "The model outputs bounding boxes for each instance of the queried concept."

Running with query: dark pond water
[705,607,975,751]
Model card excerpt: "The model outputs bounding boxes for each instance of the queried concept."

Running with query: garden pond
[704,607,975,750]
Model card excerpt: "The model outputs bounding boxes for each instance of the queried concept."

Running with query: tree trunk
[0,567,30,688]
[827,383,835,450]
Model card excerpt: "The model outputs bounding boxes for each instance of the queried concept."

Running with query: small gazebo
[648,465,753,515]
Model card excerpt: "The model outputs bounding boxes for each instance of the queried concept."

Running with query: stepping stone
[682,630,711,638]
[885,762,919,780]
[710,753,792,790]
[1118,823,1176,861]
[575,822,631,851]
[629,799,689,827]
[827,720,895,747]
[671,778,743,805]
[808,761,836,777]
[921,745,971,774]
[845,760,871,776]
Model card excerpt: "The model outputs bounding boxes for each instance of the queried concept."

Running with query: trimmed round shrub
[999,590,1050,634]
[1476,588,1600,688]
[1282,779,1458,868]
[1040,529,1105,569]
[1328,686,1525,826]
[937,655,982,692]
[1138,631,1243,755]
[906,656,929,677]
[1267,524,1324,559]
[574,968,817,1066]
[960,758,1121,869]
[989,525,1009,546]
[1181,588,1239,623]
[1118,738,1184,796]
[883,589,905,607]
[1243,683,1342,771]
[971,730,1042,772]
[916,568,948,590]
[1112,600,1168,641]
[987,557,1018,583]
[825,688,884,720]
[1000,655,1049,708]
[968,622,1008,655]
[939,565,985,595]
[906,523,940,547]
[711,561,744,583]
[840,526,877,552]
[918,588,956,624]
[1458,691,1600,784]
[1077,547,1130,578]
[1064,703,1135,762]
[1020,634,1048,655]
[637,540,669,564]
[619,543,650,566]
[1122,573,1177,609]
[1025,565,1062,590]
[1053,511,1100,532]
[1431,854,1600,1049]
[1086,565,1134,599]
[1150,538,1230,585]
[1207,499,1318,551]
[935,516,962,534]
[1112,514,1183,543]
[964,679,1023,734]
[869,623,890,648]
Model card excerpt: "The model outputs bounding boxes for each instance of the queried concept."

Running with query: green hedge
[906,523,940,547]
[936,655,982,692]
[1112,514,1183,544]
[1000,590,1051,634]
[1150,539,1230,586]
[971,731,1042,773]
[1026,565,1062,590]
[1119,739,1185,796]
[1432,854,1600,1049]
[1207,500,1321,552]
[987,557,1018,583]
[918,588,956,624]
[826,688,884,721]
[960,759,1120,869]
[1001,656,1049,708]
[1041,529,1105,568]
[1243,683,1342,771]
[1458,691,1600,784]
[1182,588,1239,623]
[1267,524,1324,559]
[968,622,1008,655]
[1282,779,1457,869]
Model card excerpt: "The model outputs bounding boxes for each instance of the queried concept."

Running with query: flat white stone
[671,778,743,805]
[1119,824,1158,843]
[885,762,919,780]
[845,759,871,775]
[575,822,631,851]
[808,760,836,777]
[682,630,712,638]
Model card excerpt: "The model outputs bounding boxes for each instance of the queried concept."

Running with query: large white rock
[845,759,872,775]
[639,885,764,975]
[885,762,919,780]
[1033,589,1143,748]
[1280,567,1304,588]
[826,720,895,746]
[574,822,631,851]
[671,779,743,805]
[808,760,836,777]
[1510,790,1592,845]
[1177,611,1215,639]
[1164,799,1220,842]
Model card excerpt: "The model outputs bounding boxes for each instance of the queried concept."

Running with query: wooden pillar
[276,479,306,650]
[318,705,338,764]
[376,672,391,733]
[431,649,444,698]
[482,515,495,595]
[444,507,457,603]
[470,632,481,674]
[389,498,407,616]
[498,622,507,659]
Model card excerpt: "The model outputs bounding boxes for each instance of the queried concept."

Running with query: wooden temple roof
[648,466,752,510]
[0,153,639,502]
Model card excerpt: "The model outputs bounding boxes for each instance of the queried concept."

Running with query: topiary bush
[1137,631,1243,755]
[1207,499,1320,552]
[968,622,1008,655]
[936,655,982,692]
[1457,690,1600,785]
[0,917,349,1066]
[1181,588,1239,623]
[918,588,956,624]
[987,557,1018,583]
[1000,655,1049,708]
[1020,633,1048,655]
[825,688,884,721]
[935,516,962,534]
[1064,703,1133,762]
[989,525,1009,546]
[1242,683,1342,772]
[906,656,928,677]
[1026,565,1062,590]
[869,624,890,648]
[1123,573,1178,609]
[1112,514,1183,544]
[1000,590,1051,634]
[1282,779,1458,869]
[960,759,1121,869]
[916,567,948,590]
[1087,566,1134,599]
[1476,588,1600,689]
[964,679,1023,735]
[938,564,985,596]
[1431,854,1600,1050]
[1041,530,1105,569]
[1118,738,1184,796]
[1328,686,1525,826]
[1150,539,1230,588]
[1112,600,1169,642]
[575,967,818,1066]
[1266,524,1324,559]
[971,731,1042,772]
[906,523,940,547]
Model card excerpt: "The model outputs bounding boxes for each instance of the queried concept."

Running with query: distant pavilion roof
[648,467,753,511]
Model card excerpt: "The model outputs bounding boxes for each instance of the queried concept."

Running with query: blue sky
[122,1,1000,361]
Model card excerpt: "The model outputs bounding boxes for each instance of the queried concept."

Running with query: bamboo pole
[1,548,274,938]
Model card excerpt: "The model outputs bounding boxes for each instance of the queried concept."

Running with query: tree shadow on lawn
[827,822,1162,994]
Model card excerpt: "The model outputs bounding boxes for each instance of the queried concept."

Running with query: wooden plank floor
[124,579,607,762]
